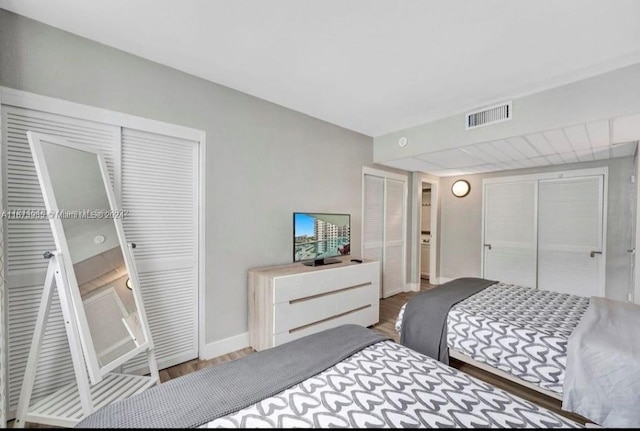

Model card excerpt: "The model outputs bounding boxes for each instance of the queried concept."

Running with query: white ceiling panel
[459,146,495,164]
[563,124,591,150]
[416,148,485,168]
[574,148,595,162]
[488,140,527,161]
[505,137,540,158]
[558,151,579,164]
[586,120,611,148]
[543,130,574,154]
[545,154,566,165]
[475,142,513,162]
[525,133,556,155]
[513,158,537,168]
[530,156,552,166]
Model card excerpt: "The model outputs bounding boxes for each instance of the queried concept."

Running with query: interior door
[362,172,406,298]
[362,174,384,295]
[537,175,605,297]
[382,178,405,298]
[120,128,199,372]
[483,181,537,287]
[2,106,119,415]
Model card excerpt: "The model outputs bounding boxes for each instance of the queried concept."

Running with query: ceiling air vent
[465,101,512,130]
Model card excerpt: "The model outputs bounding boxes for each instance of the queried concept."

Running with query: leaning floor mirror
[15,132,159,427]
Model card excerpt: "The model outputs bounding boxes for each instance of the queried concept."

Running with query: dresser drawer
[273,282,378,334]
[273,262,378,304]
[273,302,379,347]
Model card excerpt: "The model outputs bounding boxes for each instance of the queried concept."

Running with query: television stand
[303,257,341,267]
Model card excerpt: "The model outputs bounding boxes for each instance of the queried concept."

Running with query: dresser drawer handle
[289,282,372,305]
[289,304,372,333]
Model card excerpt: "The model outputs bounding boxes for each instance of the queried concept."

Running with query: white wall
[437,156,635,301]
[0,9,375,346]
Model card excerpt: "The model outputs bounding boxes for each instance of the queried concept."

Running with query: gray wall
[438,156,635,301]
[0,10,374,345]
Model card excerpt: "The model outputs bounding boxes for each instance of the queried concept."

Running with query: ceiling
[2,0,640,138]
[3,1,640,178]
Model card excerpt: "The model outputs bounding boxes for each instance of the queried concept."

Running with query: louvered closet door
[537,176,604,297]
[382,178,405,298]
[362,173,406,298]
[483,181,537,287]
[362,175,384,292]
[120,129,199,371]
[2,107,118,415]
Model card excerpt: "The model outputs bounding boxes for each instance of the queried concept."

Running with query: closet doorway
[0,88,204,418]
[362,167,408,298]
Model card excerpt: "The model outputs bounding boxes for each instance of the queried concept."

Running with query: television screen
[293,212,350,265]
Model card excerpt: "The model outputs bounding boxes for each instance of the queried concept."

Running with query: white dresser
[248,258,380,351]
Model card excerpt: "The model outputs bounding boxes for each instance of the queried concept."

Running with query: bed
[77,324,581,428]
[396,279,640,428]
[396,280,589,398]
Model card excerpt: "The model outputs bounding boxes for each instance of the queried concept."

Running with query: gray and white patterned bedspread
[447,283,589,394]
[397,283,589,395]
[205,340,581,428]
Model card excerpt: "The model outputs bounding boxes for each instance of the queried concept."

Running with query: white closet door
[362,174,384,283]
[120,129,199,371]
[362,172,406,299]
[382,178,405,298]
[537,176,604,297]
[483,181,537,287]
[2,107,119,415]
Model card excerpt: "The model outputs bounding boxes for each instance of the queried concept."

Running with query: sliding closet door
[537,176,605,297]
[483,181,537,287]
[362,175,384,269]
[120,129,199,371]
[362,170,406,298]
[383,178,406,297]
[2,107,119,414]
[2,99,202,417]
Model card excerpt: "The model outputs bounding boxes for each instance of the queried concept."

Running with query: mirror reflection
[39,141,146,367]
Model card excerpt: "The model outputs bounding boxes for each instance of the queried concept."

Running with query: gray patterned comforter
[205,339,581,428]
[397,282,589,395]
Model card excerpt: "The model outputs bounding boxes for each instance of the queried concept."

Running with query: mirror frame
[27,131,154,384]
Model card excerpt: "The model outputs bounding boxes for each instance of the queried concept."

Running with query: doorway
[420,185,432,281]
[413,174,438,289]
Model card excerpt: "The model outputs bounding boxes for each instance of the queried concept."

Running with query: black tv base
[303,257,341,267]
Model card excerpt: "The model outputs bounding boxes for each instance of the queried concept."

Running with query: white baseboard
[200,331,250,360]
[405,282,420,292]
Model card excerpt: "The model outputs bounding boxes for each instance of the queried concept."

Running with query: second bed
[396,281,589,398]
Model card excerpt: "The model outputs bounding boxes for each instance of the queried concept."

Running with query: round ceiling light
[451,179,471,198]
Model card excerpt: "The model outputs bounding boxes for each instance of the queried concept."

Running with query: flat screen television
[293,212,350,266]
